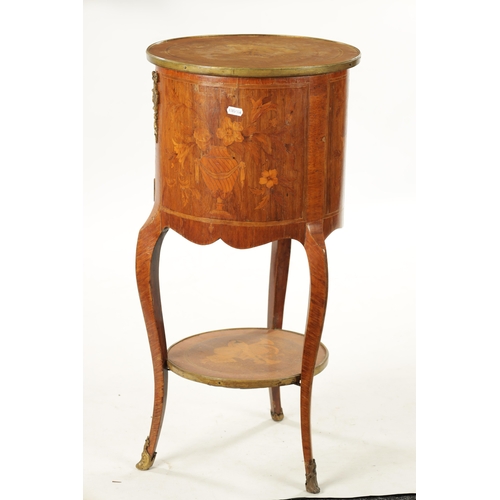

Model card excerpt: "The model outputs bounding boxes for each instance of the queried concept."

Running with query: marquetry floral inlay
[165,84,296,217]
[259,169,279,188]
[216,117,244,146]
[206,339,280,365]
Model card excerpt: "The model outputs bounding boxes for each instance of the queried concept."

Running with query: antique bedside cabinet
[135,34,360,493]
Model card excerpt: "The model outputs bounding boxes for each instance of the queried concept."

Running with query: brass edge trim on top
[146,34,361,78]
[146,58,360,78]
[155,69,317,87]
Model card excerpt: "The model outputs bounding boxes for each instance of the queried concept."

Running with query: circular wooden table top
[147,34,360,77]
[167,328,329,388]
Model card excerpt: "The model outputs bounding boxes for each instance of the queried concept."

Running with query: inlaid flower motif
[216,117,244,146]
[259,169,279,189]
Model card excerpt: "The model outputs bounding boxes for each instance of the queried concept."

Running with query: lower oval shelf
[167,328,329,389]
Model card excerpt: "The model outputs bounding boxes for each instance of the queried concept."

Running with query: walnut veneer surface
[135,34,360,494]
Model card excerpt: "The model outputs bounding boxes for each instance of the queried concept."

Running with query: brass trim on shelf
[166,328,329,389]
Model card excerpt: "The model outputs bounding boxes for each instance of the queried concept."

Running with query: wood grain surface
[152,67,348,248]
[147,34,360,77]
[167,328,328,388]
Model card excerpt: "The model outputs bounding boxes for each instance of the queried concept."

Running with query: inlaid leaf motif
[252,133,272,155]
[239,162,246,187]
[255,193,271,210]
[172,139,195,168]
[250,96,278,123]
[179,176,191,206]
[181,189,189,207]
[250,187,265,196]
[241,124,257,138]
[246,140,262,168]
[177,169,202,207]
[228,141,245,158]
[273,190,284,207]
[277,177,294,191]
[193,126,212,151]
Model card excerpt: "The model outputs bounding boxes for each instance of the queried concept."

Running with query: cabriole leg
[135,214,168,470]
[267,239,291,421]
[300,223,328,493]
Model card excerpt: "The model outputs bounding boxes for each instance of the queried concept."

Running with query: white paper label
[227,106,243,116]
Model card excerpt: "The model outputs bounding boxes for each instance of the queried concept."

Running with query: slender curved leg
[300,222,328,493]
[135,212,169,470]
[267,239,291,421]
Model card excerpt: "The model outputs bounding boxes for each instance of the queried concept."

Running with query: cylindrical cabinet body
[148,35,359,248]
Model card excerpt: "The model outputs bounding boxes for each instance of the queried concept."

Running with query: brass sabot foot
[305,458,320,494]
[270,410,284,422]
[136,437,156,471]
